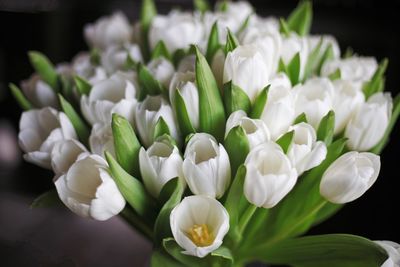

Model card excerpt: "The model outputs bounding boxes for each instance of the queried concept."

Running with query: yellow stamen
[187,224,214,247]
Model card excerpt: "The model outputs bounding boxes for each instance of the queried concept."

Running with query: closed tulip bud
[81,73,138,125]
[183,133,231,198]
[211,50,226,89]
[320,151,380,204]
[18,107,77,169]
[170,195,229,258]
[374,241,400,267]
[147,57,175,88]
[135,95,179,147]
[225,110,270,149]
[287,122,327,175]
[101,44,143,74]
[345,92,392,151]
[55,154,126,220]
[223,44,270,102]
[280,34,309,80]
[51,139,88,176]
[139,139,183,197]
[89,123,115,158]
[177,55,196,73]
[244,141,298,208]
[20,74,59,108]
[72,53,107,85]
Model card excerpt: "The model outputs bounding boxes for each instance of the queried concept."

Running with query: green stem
[120,206,153,241]
[238,204,257,235]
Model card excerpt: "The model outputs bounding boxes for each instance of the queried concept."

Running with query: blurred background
[1,0,399,266]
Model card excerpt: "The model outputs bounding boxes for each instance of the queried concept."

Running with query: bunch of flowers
[10,0,400,266]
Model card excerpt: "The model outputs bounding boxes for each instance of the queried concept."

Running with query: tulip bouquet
[10,0,400,266]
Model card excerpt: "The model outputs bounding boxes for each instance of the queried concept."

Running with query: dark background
[1,0,399,266]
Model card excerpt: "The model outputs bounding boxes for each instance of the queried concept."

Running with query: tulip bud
[223,44,270,102]
[18,107,77,169]
[280,33,309,80]
[54,154,126,220]
[135,95,179,147]
[345,92,392,151]
[244,141,298,208]
[225,110,270,149]
[320,151,380,204]
[89,123,115,158]
[147,57,175,88]
[374,241,400,267]
[183,133,231,198]
[139,138,183,197]
[101,44,143,74]
[170,195,229,258]
[72,53,107,85]
[51,139,88,176]
[287,122,327,175]
[20,74,59,108]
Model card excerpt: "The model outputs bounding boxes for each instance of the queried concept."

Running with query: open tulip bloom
[11,0,400,266]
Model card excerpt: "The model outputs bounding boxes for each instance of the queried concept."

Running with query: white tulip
[320,151,380,203]
[81,73,138,125]
[177,55,196,73]
[332,80,365,134]
[307,35,340,62]
[135,95,179,147]
[101,44,143,74]
[245,15,280,34]
[321,56,378,84]
[183,133,231,198]
[170,195,229,258]
[223,44,270,102]
[89,123,115,158]
[20,74,59,108]
[280,33,309,81]
[244,141,298,208]
[287,123,327,175]
[225,110,270,149]
[51,139,88,176]
[345,92,392,151]
[260,73,295,140]
[84,12,132,50]
[211,50,226,89]
[220,1,253,26]
[374,241,400,267]
[149,11,204,53]
[293,77,335,129]
[18,107,77,169]
[139,139,183,197]
[169,71,200,129]
[147,57,175,88]
[72,53,107,84]
[54,154,126,220]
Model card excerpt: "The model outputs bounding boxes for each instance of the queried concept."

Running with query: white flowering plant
[10,0,400,266]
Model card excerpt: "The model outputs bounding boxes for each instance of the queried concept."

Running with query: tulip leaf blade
[304,38,323,79]
[250,85,269,119]
[28,51,59,91]
[294,112,308,124]
[328,68,341,81]
[105,152,156,220]
[224,126,250,175]
[74,75,92,96]
[174,90,196,139]
[211,246,233,262]
[111,113,141,178]
[194,46,226,141]
[363,58,388,99]
[9,83,33,110]
[206,22,220,63]
[31,189,61,208]
[223,81,251,116]
[317,43,334,75]
[140,0,157,61]
[138,63,164,99]
[276,130,294,154]
[151,250,185,267]
[224,29,239,55]
[317,110,335,145]
[163,238,209,267]
[371,93,400,154]
[237,14,251,36]
[279,18,291,37]
[151,40,172,62]
[312,202,343,226]
[194,0,210,14]
[58,94,90,145]
[153,117,171,141]
[245,234,388,267]
[288,52,301,86]
[287,0,312,36]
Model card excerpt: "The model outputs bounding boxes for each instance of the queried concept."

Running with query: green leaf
[312,202,343,226]
[344,47,354,58]
[317,110,335,145]
[105,152,156,220]
[218,0,228,12]
[206,22,220,63]
[60,75,74,99]
[112,114,141,178]
[154,178,185,245]
[74,76,92,96]
[328,68,341,81]
[279,18,291,37]
[58,94,90,145]
[211,246,233,262]
[174,90,196,139]
[224,29,239,55]
[151,40,172,61]
[28,51,59,91]
[194,46,226,141]
[287,0,313,36]
[224,126,250,175]
[172,49,188,68]
[237,15,251,36]
[287,52,301,85]
[151,250,185,267]
[317,44,334,75]
[138,63,164,99]
[294,112,308,124]
[163,238,208,267]
[194,0,210,14]
[250,85,269,119]
[247,234,388,267]
[90,48,101,65]
[140,0,157,61]
[223,81,251,116]
[276,130,294,154]
[304,38,323,79]
[153,117,171,141]
[31,189,60,208]
[123,54,138,71]
[371,93,400,154]
[363,58,388,99]
[9,83,33,110]
[120,206,153,240]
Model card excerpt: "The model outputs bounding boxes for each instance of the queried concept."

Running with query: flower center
[187,224,214,247]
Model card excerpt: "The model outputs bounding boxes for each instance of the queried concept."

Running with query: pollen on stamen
[187,224,214,247]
